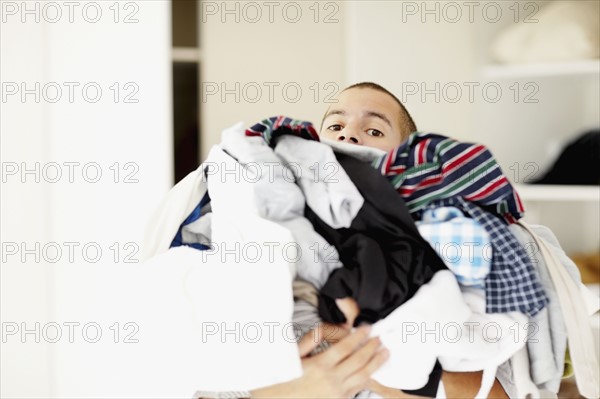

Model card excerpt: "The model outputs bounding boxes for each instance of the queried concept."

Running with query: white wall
[1,1,172,396]
[1,11,53,397]
[344,1,478,140]
[199,0,346,159]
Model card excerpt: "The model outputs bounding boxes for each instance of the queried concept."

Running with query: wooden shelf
[172,47,201,63]
[481,59,600,79]
[515,184,600,202]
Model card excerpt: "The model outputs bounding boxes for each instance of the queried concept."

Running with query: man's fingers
[319,325,371,367]
[336,297,360,328]
[298,325,325,358]
[360,347,390,377]
[322,322,350,344]
[336,336,382,378]
[343,348,390,395]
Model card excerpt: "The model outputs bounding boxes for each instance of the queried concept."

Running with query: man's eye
[327,124,342,131]
[367,129,384,137]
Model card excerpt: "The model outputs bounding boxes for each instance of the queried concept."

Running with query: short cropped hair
[343,82,417,134]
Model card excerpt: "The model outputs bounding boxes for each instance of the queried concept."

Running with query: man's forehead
[323,109,393,128]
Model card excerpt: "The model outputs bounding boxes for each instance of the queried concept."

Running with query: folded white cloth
[144,246,302,393]
[369,270,527,398]
[438,287,528,399]
[370,270,471,391]
[139,141,308,390]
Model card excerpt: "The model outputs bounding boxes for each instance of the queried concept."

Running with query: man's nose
[336,129,362,145]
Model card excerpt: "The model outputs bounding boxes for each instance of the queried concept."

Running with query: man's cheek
[363,138,385,151]
[319,130,335,140]
[375,141,397,152]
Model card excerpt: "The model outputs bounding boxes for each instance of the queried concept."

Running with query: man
[202,83,510,399]
[317,82,509,399]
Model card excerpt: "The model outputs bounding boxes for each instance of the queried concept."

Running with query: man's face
[319,87,406,152]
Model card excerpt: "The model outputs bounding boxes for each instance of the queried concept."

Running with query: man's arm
[368,371,509,399]
[324,319,510,399]
[442,371,508,399]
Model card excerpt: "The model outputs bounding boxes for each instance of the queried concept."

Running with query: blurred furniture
[473,1,600,258]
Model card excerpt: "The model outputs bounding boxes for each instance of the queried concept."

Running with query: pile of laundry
[142,116,599,399]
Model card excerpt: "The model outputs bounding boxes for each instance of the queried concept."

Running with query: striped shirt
[246,116,524,224]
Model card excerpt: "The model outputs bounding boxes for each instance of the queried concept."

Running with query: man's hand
[251,325,389,399]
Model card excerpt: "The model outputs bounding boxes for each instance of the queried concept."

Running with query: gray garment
[522,223,598,398]
[292,299,331,355]
[509,224,565,391]
[498,224,582,395]
[218,125,343,289]
[280,218,343,289]
[292,278,319,307]
[275,135,364,229]
[292,298,322,338]
[220,125,305,221]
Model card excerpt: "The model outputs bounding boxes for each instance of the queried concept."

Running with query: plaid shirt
[421,198,548,316]
[416,206,491,288]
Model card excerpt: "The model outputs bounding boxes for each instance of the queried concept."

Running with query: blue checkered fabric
[416,207,491,288]
[420,198,548,317]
